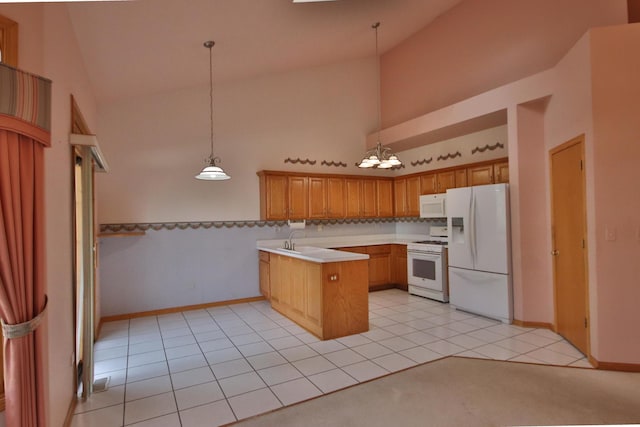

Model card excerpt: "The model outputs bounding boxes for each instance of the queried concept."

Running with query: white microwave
[419,193,447,218]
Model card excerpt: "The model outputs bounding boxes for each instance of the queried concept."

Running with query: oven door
[408,250,443,292]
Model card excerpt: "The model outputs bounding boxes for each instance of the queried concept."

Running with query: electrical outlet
[605,225,616,242]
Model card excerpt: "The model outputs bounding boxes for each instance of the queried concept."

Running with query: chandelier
[358,22,401,169]
[195,40,230,181]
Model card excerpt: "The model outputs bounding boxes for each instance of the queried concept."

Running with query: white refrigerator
[446,183,513,323]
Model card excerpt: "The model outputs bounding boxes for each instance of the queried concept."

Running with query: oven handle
[407,250,442,258]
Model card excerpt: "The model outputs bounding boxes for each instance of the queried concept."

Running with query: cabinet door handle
[551,250,559,256]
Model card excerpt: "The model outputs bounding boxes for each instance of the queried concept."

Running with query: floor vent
[93,377,110,393]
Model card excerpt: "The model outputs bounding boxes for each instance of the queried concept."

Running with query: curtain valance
[0,63,51,147]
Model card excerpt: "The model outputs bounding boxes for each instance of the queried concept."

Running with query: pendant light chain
[357,22,402,169]
[373,22,381,145]
[195,40,230,180]
[208,41,215,160]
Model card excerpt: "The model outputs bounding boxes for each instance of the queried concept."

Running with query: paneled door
[550,136,589,355]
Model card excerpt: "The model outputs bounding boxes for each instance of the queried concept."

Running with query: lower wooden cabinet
[367,245,392,290]
[338,244,407,291]
[269,253,368,340]
[391,245,408,291]
[259,251,270,300]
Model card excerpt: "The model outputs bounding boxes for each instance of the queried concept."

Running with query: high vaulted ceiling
[66,0,463,104]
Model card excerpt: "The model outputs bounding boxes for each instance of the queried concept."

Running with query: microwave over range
[419,193,447,218]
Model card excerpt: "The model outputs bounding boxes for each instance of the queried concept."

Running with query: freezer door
[446,187,473,269]
[473,184,510,275]
[448,267,513,323]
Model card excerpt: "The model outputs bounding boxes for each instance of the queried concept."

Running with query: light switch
[605,225,616,242]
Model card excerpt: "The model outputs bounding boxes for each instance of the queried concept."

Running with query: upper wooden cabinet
[258,158,507,220]
[394,176,420,217]
[420,173,437,195]
[494,161,509,184]
[467,164,494,186]
[362,179,378,217]
[288,176,309,219]
[437,171,456,193]
[260,174,288,220]
[308,177,327,219]
[467,159,509,186]
[326,177,346,218]
[376,179,394,217]
[455,168,468,188]
[394,179,407,217]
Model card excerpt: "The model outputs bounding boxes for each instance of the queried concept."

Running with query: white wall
[395,125,508,172]
[99,221,403,316]
[96,57,382,224]
[0,3,99,426]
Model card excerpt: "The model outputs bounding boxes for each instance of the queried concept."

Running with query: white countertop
[256,233,428,264]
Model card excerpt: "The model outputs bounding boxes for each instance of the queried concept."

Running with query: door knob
[551,250,559,256]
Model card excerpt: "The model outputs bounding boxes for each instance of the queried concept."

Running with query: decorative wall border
[284,157,316,165]
[99,217,437,233]
[410,158,433,167]
[471,142,504,155]
[437,152,462,161]
[320,160,347,168]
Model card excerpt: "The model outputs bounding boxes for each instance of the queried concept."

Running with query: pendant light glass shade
[195,40,230,181]
[358,22,402,170]
[195,158,230,180]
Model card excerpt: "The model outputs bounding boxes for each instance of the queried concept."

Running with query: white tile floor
[72,289,590,427]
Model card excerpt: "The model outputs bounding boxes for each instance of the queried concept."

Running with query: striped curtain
[0,62,51,427]
[0,63,51,146]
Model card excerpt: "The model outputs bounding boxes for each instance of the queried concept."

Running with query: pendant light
[195,40,230,181]
[358,22,402,169]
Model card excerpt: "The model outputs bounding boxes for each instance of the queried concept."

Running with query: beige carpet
[231,357,640,427]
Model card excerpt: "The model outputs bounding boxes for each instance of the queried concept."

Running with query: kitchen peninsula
[257,244,369,340]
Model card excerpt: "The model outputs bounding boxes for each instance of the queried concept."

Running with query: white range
[407,225,449,302]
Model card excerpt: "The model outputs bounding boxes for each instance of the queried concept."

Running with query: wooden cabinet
[406,176,420,216]
[494,161,509,183]
[326,177,346,218]
[340,245,392,291]
[437,170,456,193]
[345,178,378,218]
[467,160,510,186]
[376,180,394,217]
[345,178,363,217]
[260,174,288,220]
[394,179,407,216]
[367,245,392,290]
[308,177,327,219]
[455,168,468,188]
[362,179,377,217]
[391,245,408,291]
[268,253,368,340]
[259,251,270,300]
[288,176,308,219]
[423,171,456,194]
[420,173,437,195]
[394,177,420,217]
[467,164,494,186]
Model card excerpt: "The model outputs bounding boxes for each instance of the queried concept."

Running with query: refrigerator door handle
[469,193,477,267]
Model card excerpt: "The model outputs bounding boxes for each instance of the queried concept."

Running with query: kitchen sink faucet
[284,230,305,250]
